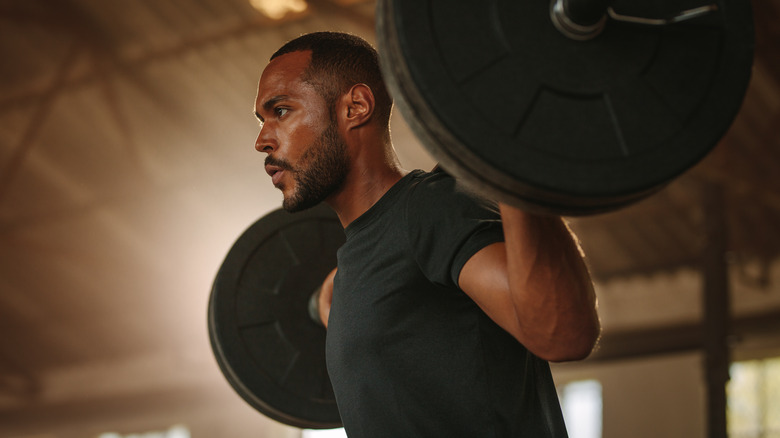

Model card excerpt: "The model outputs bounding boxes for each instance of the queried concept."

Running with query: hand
[318,267,337,328]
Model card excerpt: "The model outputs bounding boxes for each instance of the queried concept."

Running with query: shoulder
[402,168,504,287]
[405,168,500,217]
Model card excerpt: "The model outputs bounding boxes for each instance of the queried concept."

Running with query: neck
[326,134,407,228]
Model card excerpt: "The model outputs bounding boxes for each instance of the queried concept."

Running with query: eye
[275,107,289,118]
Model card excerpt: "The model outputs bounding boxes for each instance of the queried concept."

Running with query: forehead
[255,51,318,107]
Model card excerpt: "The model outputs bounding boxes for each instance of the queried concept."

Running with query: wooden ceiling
[0,0,778,434]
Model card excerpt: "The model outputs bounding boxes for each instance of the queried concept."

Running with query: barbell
[209,204,344,428]
[377,0,753,215]
[209,0,754,428]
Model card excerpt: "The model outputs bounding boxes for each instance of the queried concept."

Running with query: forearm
[499,203,600,361]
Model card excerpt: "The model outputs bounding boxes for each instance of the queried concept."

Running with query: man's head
[270,31,393,127]
[254,32,391,212]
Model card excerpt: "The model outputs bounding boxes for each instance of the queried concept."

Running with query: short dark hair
[271,32,393,127]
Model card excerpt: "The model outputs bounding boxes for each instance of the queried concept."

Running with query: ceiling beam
[0,17,273,112]
[587,309,780,363]
[308,0,376,33]
[0,43,83,206]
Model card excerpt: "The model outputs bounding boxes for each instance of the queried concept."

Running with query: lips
[265,164,284,186]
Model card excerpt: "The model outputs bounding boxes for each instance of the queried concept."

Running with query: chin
[282,190,327,213]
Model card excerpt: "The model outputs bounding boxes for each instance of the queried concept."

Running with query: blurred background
[0,0,778,437]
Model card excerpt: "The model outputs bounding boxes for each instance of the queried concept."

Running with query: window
[728,357,780,438]
[96,425,190,438]
[560,379,603,438]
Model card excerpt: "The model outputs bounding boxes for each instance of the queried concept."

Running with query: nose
[255,127,276,153]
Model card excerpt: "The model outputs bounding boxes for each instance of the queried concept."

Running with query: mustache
[264,156,294,171]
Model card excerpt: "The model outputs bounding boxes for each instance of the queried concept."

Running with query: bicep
[457,242,524,341]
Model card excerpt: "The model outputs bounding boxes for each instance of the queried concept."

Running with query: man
[254,32,599,437]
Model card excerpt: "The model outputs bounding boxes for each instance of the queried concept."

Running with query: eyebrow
[255,95,289,122]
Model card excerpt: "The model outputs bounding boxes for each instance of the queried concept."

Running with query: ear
[339,83,375,130]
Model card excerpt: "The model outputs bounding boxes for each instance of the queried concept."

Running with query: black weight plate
[377,0,754,215]
[208,203,344,429]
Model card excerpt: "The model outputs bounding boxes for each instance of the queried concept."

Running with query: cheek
[286,118,329,160]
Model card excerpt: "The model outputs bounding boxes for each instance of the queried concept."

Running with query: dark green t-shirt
[326,170,568,437]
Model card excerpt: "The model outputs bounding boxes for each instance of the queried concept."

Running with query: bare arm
[458,203,600,362]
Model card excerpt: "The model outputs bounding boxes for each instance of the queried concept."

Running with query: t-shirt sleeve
[404,172,505,289]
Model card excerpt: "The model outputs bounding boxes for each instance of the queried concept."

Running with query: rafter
[0,43,83,206]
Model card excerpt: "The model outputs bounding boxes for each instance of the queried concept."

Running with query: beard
[270,122,350,213]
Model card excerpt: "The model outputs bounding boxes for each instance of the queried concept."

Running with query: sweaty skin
[254,52,351,213]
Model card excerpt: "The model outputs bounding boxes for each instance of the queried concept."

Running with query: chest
[328,223,479,361]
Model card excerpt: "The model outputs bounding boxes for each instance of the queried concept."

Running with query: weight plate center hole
[498,2,659,95]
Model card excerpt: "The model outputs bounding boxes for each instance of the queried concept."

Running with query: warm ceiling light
[249,0,308,20]
[330,0,369,4]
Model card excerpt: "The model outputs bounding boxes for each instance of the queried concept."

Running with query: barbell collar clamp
[551,0,719,41]
[607,4,719,26]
